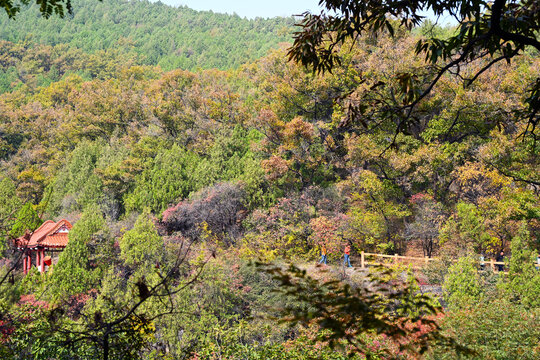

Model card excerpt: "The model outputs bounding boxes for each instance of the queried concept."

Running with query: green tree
[504,223,540,308]
[0,0,294,71]
[43,141,104,216]
[0,176,21,251]
[50,206,106,299]
[120,211,163,269]
[440,202,493,255]
[347,170,410,254]
[430,299,540,360]
[10,202,42,238]
[125,144,199,214]
[443,256,483,309]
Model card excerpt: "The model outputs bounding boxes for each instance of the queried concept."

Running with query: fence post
[361,251,365,269]
[490,258,495,271]
[394,253,398,264]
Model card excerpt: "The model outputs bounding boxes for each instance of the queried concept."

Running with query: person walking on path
[496,250,505,272]
[343,244,352,268]
[479,253,485,271]
[318,243,327,265]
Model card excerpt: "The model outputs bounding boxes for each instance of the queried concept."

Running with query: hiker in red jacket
[343,244,352,268]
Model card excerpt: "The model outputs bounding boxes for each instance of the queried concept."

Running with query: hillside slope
[0,0,294,71]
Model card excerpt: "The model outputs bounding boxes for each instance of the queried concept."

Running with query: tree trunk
[103,332,109,360]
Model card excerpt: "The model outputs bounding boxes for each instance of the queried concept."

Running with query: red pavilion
[16,219,72,274]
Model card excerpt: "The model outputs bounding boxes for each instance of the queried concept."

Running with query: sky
[158,1,456,25]
[160,0,322,19]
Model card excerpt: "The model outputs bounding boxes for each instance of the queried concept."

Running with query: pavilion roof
[16,219,72,249]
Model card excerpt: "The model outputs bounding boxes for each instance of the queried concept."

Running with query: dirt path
[298,262,444,299]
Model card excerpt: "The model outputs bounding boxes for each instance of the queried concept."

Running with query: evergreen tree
[0,0,294,73]
[125,144,199,214]
[505,223,540,308]
[0,176,21,251]
[443,256,483,309]
[120,210,163,269]
[50,206,106,300]
[10,203,43,238]
[44,141,103,216]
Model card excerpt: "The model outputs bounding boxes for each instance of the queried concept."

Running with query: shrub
[120,211,164,269]
[49,206,107,300]
[162,182,247,244]
[443,256,482,309]
[503,223,540,308]
[429,300,540,360]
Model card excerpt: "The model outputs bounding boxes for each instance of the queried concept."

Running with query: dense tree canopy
[0,2,537,358]
[0,0,294,75]
[289,0,540,146]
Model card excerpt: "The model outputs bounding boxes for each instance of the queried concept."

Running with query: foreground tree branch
[289,0,540,139]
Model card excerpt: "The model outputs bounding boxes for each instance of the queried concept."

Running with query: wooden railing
[357,251,533,272]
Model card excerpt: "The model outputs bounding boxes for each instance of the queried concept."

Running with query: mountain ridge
[0,0,295,71]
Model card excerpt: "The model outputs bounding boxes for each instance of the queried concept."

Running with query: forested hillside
[0,2,538,359]
[0,0,293,87]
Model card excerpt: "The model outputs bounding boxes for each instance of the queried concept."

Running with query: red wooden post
[40,249,45,272]
[23,255,27,275]
[26,254,31,273]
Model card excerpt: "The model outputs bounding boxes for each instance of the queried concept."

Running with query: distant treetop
[0,0,295,71]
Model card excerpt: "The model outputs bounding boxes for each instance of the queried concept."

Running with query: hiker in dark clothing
[496,251,505,272]
[479,253,485,271]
